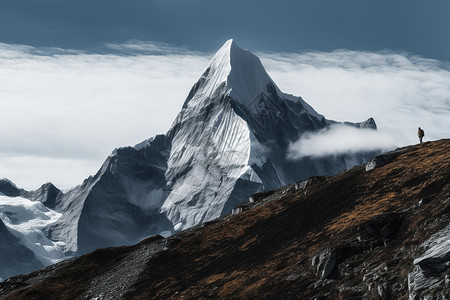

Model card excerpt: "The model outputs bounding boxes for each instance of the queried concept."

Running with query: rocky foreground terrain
[1,139,449,299]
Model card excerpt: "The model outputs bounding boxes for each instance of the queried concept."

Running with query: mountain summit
[161,40,375,235]
[194,39,278,107]
[0,40,378,280]
[184,39,322,117]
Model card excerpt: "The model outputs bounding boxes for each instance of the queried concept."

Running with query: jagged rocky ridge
[0,139,448,299]
[0,40,377,280]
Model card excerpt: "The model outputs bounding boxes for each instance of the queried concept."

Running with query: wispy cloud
[0,41,449,189]
[288,125,396,159]
[105,40,203,56]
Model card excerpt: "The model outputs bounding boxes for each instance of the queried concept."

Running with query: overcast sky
[1,1,449,190]
[1,0,450,61]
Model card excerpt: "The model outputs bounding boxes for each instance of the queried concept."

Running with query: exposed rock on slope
[1,139,448,300]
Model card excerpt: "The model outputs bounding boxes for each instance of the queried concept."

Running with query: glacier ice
[0,195,65,265]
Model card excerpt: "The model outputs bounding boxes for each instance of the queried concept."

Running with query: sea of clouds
[1,41,449,189]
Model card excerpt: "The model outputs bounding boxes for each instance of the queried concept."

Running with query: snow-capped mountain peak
[186,39,277,111]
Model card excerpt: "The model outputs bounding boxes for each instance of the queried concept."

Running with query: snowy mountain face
[0,40,377,280]
[161,40,374,231]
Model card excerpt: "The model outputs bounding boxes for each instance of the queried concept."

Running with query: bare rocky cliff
[1,139,449,300]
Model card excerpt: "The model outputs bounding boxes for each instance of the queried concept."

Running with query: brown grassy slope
[1,139,449,300]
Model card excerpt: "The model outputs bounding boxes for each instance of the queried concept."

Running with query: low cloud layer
[1,41,449,189]
[0,43,209,161]
[0,42,209,189]
[288,125,396,159]
[261,50,450,148]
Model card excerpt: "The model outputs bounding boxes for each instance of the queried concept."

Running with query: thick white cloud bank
[288,125,396,159]
[0,42,209,189]
[0,42,449,189]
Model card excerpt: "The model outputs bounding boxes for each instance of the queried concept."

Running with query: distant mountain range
[0,40,377,281]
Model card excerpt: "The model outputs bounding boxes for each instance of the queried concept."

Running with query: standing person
[418,127,424,144]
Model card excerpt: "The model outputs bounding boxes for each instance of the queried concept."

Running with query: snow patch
[159,231,172,238]
[174,222,183,231]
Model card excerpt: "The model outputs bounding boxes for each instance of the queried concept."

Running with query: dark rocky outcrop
[21,183,62,209]
[0,220,43,281]
[365,146,411,171]
[0,179,21,197]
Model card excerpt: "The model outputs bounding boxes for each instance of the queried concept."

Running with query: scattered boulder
[409,225,450,298]
[231,207,243,215]
[365,147,410,172]
[312,245,356,279]
[312,248,338,279]
[414,226,450,276]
